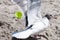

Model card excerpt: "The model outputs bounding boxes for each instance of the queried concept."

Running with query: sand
[0,0,60,40]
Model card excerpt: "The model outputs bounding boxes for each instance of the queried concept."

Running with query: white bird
[12,17,49,39]
[11,0,50,39]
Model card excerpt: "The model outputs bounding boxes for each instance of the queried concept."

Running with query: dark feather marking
[27,25,33,29]
[25,11,28,27]
[12,36,37,40]
[45,14,51,20]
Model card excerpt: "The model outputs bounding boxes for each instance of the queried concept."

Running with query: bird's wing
[27,0,42,26]
[12,29,33,39]
[31,17,49,34]
[11,0,27,12]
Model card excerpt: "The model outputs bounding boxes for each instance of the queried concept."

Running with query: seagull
[12,17,49,39]
[11,0,50,39]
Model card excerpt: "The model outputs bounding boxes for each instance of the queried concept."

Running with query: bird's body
[12,17,49,39]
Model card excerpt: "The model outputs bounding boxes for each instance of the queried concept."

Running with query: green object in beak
[15,11,23,19]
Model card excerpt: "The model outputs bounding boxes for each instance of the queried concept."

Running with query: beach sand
[0,0,60,40]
